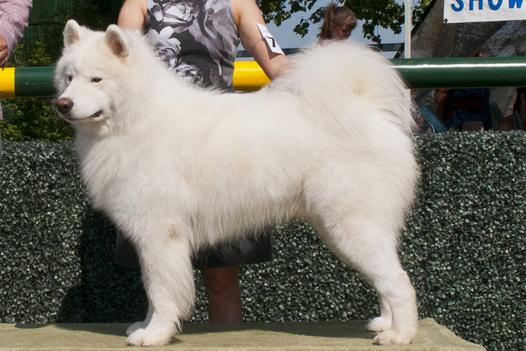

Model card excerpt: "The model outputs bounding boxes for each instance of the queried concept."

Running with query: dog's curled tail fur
[271,41,414,134]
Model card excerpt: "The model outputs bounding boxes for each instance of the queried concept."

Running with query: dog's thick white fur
[54,20,419,347]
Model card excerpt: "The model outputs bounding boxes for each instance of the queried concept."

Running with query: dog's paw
[366,316,391,333]
[126,325,175,347]
[126,321,147,336]
[372,330,413,345]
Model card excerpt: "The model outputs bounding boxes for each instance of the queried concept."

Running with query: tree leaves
[260,0,431,43]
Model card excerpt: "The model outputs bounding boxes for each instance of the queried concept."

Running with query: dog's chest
[78,141,136,209]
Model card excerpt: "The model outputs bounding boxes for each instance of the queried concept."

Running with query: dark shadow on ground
[55,207,147,324]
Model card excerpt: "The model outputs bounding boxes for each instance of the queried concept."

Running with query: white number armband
[256,23,285,55]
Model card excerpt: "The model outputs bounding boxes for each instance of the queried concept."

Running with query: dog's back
[271,41,414,135]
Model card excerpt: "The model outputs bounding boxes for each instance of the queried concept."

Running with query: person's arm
[231,0,287,80]
[0,0,32,66]
[117,0,147,30]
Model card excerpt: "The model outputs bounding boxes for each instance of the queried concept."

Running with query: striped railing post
[1,66,55,98]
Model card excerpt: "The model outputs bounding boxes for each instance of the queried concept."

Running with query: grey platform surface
[0,318,485,350]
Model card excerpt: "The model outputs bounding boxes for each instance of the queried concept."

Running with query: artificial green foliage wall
[0,132,524,351]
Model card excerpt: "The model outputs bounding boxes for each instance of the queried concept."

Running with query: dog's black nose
[56,97,74,114]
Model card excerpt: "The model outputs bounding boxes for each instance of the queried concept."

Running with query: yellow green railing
[2,56,526,97]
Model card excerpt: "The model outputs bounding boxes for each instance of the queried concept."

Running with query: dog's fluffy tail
[271,41,414,134]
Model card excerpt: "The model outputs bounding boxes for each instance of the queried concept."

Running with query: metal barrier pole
[1,67,54,98]
[393,56,526,89]
[2,57,526,97]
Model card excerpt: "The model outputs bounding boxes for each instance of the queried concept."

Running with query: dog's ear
[105,25,130,62]
[64,20,83,47]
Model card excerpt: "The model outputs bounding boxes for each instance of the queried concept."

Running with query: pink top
[0,0,31,120]
[0,0,32,57]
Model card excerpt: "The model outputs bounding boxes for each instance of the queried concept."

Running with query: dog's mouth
[89,110,105,121]
[60,110,105,123]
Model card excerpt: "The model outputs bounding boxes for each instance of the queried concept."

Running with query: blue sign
[444,0,526,22]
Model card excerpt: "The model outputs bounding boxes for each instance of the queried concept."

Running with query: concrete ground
[0,318,485,351]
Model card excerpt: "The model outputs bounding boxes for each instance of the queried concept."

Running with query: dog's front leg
[126,231,195,347]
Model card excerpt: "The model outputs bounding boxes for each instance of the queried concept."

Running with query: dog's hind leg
[314,216,417,345]
[126,232,195,347]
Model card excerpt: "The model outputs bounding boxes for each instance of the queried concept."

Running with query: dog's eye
[67,75,73,82]
[91,77,102,83]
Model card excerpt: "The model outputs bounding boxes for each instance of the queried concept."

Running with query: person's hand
[0,34,8,66]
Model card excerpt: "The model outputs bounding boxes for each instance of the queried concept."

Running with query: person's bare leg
[203,266,243,324]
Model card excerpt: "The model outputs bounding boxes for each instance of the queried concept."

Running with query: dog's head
[54,20,133,126]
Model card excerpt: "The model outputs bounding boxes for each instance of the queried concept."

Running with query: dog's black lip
[90,110,104,118]
[59,113,74,121]
[58,112,104,123]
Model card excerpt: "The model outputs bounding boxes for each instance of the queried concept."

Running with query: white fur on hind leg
[312,214,418,345]
[372,271,418,345]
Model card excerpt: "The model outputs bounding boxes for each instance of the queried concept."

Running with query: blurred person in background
[498,87,526,131]
[319,3,357,41]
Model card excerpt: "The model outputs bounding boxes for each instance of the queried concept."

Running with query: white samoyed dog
[54,20,419,347]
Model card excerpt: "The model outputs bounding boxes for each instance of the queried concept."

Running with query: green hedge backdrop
[0,132,525,351]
